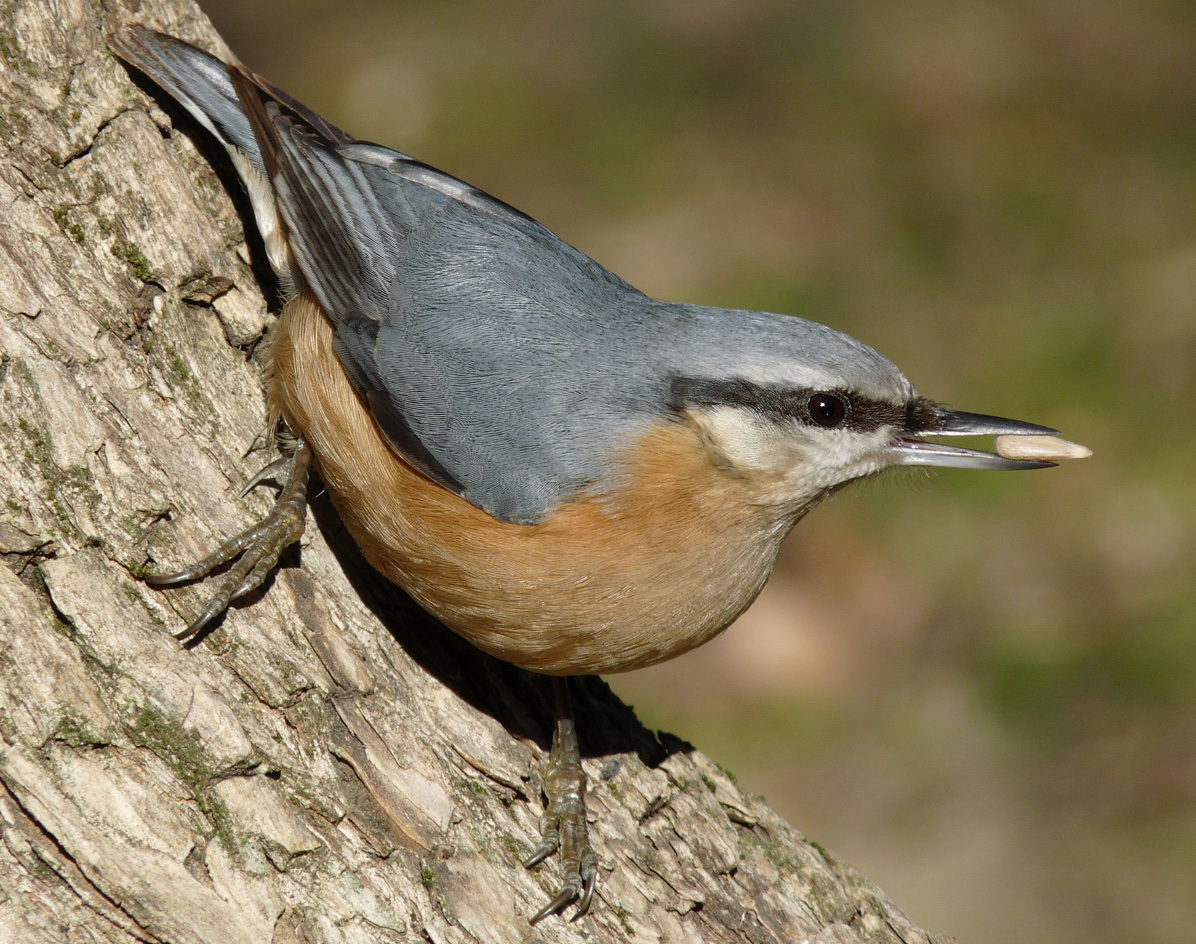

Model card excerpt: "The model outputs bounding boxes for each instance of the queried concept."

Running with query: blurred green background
[198,2,1195,941]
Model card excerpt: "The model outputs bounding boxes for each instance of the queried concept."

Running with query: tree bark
[0,1,952,941]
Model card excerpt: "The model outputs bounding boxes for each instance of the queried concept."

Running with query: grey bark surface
[0,1,953,941]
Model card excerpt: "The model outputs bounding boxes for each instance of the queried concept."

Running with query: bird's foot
[146,440,312,641]
[524,678,598,924]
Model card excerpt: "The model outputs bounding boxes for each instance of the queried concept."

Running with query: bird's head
[664,305,1061,515]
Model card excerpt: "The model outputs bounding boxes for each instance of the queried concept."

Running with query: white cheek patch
[687,407,891,489]
[812,431,889,477]
[688,407,798,476]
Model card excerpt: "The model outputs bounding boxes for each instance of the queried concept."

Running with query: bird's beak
[890,408,1061,471]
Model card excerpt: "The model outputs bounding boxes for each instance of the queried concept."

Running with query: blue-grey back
[338,168,681,522]
[116,29,913,525]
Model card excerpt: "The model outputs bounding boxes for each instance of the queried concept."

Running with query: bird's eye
[807,392,848,428]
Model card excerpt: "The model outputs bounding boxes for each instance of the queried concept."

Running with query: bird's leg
[524,676,598,923]
[146,438,312,642]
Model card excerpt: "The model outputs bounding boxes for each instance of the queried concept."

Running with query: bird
[112,25,1086,924]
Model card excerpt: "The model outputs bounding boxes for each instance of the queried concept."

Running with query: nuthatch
[113,26,1089,923]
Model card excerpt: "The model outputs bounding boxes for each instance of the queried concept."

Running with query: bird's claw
[525,678,598,923]
[146,442,312,641]
[525,797,598,923]
[529,864,598,924]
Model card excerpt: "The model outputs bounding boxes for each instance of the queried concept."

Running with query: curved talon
[148,441,312,641]
[239,455,293,497]
[522,838,557,870]
[530,882,581,925]
[175,595,228,641]
[575,864,598,917]
[145,529,258,587]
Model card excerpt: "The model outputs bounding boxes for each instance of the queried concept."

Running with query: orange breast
[268,293,790,675]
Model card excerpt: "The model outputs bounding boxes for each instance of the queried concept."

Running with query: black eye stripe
[669,376,932,434]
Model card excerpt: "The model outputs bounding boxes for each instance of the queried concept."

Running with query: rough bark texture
[0,1,952,941]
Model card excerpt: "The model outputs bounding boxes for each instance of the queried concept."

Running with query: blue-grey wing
[231,83,665,522]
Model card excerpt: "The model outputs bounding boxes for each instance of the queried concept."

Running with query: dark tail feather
[111,26,265,177]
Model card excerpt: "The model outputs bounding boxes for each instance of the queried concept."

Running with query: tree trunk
[0,1,951,941]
